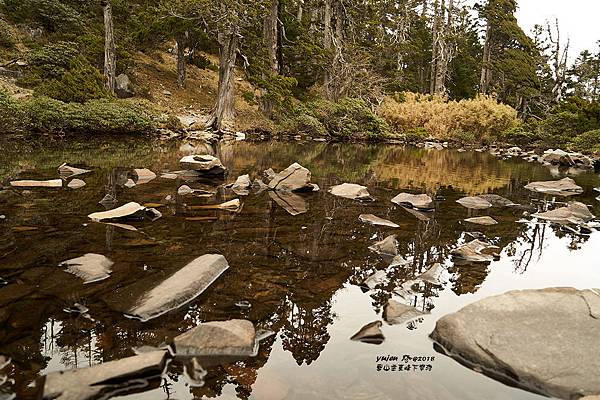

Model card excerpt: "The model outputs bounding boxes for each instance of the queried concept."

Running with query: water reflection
[0,137,599,400]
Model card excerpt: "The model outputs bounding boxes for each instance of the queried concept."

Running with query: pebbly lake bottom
[0,136,599,400]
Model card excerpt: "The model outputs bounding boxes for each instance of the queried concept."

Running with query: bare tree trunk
[434,0,454,95]
[102,0,116,93]
[297,0,304,22]
[480,22,492,94]
[176,31,187,89]
[429,0,440,94]
[261,0,280,115]
[323,0,333,98]
[547,19,569,103]
[206,29,239,132]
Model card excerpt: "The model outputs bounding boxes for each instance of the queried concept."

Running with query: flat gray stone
[383,299,429,325]
[132,168,156,185]
[269,191,308,216]
[127,254,229,321]
[41,350,167,400]
[67,179,86,189]
[477,194,515,207]
[431,288,600,399]
[451,239,500,264]
[359,214,399,228]
[525,177,584,196]
[533,202,595,226]
[328,183,373,201]
[180,155,226,175]
[58,163,91,178]
[10,179,62,188]
[88,202,162,222]
[391,193,434,210]
[464,216,498,226]
[174,319,257,357]
[59,254,113,284]
[456,196,492,210]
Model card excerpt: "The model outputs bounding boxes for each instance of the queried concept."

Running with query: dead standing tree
[102,0,116,93]
[546,18,569,103]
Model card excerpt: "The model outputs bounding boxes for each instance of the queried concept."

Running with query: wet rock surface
[431,288,600,400]
[384,300,429,325]
[268,163,315,192]
[532,201,595,226]
[359,214,399,228]
[88,202,162,222]
[525,177,584,196]
[456,196,492,210]
[127,254,229,321]
[328,183,373,201]
[451,240,500,264]
[391,193,434,210]
[179,155,227,176]
[41,350,167,400]
[350,321,385,344]
[174,319,257,357]
[464,216,498,226]
[59,254,114,283]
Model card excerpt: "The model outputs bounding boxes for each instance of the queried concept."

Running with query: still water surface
[0,137,599,400]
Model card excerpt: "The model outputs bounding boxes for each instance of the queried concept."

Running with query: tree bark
[176,31,188,89]
[206,29,239,132]
[480,22,492,94]
[323,0,333,98]
[429,0,440,94]
[264,0,280,74]
[102,0,116,93]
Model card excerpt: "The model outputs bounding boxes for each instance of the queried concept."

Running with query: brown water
[0,137,599,400]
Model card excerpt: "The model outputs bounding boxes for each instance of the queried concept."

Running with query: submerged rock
[269,191,308,216]
[532,202,595,226]
[88,202,162,222]
[456,196,492,210]
[350,321,385,345]
[59,254,114,284]
[58,163,91,178]
[67,179,86,189]
[525,177,584,196]
[41,350,167,400]
[430,288,600,400]
[174,319,257,357]
[180,155,227,176]
[362,270,388,290]
[359,214,399,228]
[383,300,429,325]
[451,239,500,264]
[127,254,229,321]
[391,193,434,210]
[477,194,515,207]
[328,183,373,201]
[464,216,498,226]
[10,179,62,188]
[368,235,398,256]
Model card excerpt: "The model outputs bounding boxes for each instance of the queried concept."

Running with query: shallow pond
[0,137,599,400]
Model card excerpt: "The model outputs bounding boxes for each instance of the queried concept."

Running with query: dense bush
[282,98,390,140]
[0,89,156,134]
[2,0,84,34]
[378,92,519,143]
[570,129,600,153]
[0,17,15,48]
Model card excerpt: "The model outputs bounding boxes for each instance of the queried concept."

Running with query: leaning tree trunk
[102,0,116,93]
[176,31,188,89]
[206,29,239,132]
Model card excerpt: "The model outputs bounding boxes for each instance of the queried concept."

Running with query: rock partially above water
[10,179,63,188]
[180,155,227,176]
[41,350,167,400]
[416,263,445,285]
[58,163,92,178]
[67,179,86,189]
[268,163,315,192]
[391,193,434,210]
[359,214,399,228]
[350,321,385,345]
[174,319,257,357]
[88,202,162,222]
[328,183,373,201]
[59,254,114,284]
[477,194,515,207]
[456,196,492,210]
[132,168,157,185]
[532,202,595,226]
[451,240,500,264]
[230,174,251,196]
[368,235,398,256]
[430,288,600,400]
[127,254,229,321]
[384,300,429,325]
[525,177,584,197]
[464,216,498,226]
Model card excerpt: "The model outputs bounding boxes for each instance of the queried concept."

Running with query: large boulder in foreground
[430,288,600,400]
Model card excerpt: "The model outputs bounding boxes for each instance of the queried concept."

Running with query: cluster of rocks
[489,146,598,171]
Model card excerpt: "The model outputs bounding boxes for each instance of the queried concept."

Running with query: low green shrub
[500,126,542,147]
[282,98,390,140]
[0,18,15,48]
[0,88,156,134]
[570,129,600,153]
